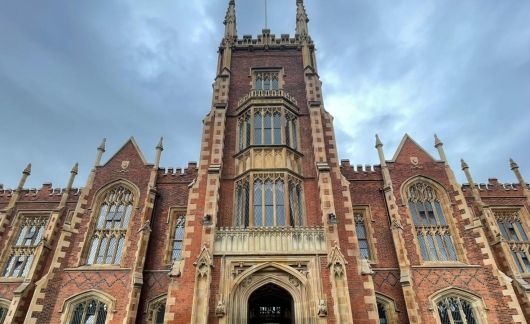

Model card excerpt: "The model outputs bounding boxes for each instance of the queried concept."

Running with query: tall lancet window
[86,185,134,265]
[407,181,458,262]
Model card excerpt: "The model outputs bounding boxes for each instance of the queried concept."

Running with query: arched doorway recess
[248,283,294,324]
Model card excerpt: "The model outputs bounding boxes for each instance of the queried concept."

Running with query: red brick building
[1,1,529,323]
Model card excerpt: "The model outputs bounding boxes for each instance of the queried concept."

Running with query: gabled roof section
[102,137,150,167]
[390,134,439,163]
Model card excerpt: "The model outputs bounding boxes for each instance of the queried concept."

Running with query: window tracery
[146,296,166,324]
[407,181,457,262]
[86,185,134,265]
[171,216,185,261]
[0,304,7,324]
[494,208,530,273]
[436,296,478,324]
[234,173,304,228]
[2,215,48,278]
[68,297,108,324]
[375,295,397,324]
[238,108,298,151]
[255,71,280,91]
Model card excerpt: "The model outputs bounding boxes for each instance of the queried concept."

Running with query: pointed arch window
[494,208,530,273]
[0,305,7,324]
[147,296,167,324]
[171,216,185,261]
[436,296,478,324]
[407,181,457,262]
[376,295,398,324]
[86,185,134,265]
[235,173,304,228]
[68,297,108,324]
[255,71,279,91]
[355,212,371,260]
[2,215,48,278]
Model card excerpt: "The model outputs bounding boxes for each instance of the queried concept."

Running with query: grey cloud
[0,0,529,188]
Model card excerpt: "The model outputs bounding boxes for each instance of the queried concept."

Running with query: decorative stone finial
[224,0,237,41]
[71,162,79,175]
[296,0,309,38]
[375,134,383,148]
[156,137,164,151]
[23,163,32,175]
[461,159,469,170]
[434,134,443,147]
[98,138,106,152]
[510,158,519,170]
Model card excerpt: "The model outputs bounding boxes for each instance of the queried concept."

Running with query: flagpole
[264,0,268,29]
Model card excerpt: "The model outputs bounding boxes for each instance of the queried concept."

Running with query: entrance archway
[248,283,294,324]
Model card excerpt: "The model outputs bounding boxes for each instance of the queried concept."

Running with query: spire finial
[98,138,106,152]
[296,0,309,38]
[23,163,32,175]
[460,159,469,170]
[434,134,442,147]
[71,162,79,175]
[94,138,106,168]
[375,134,383,148]
[156,137,164,151]
[510,158,519,170]
[224,0,237,41]
[17,163,32,191]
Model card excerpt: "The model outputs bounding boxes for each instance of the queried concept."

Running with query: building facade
[1,1,530,323]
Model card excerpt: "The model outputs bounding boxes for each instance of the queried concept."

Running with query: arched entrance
[248,283,294,324]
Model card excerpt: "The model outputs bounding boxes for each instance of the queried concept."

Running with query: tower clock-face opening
[248,283,294,324]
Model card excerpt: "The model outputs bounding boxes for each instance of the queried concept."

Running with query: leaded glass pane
[3,256,15,276]
[285,118,291,147]
[513,251,524,272]
[254,180,263,227]
[437,297,478,324]
[243,183,250,228]
[0,306,8,324]
[271,77,279,90]
[292,120,298,149]
[69,299,108,324]
[436,234,448,261]
[377,302,388,324]
[275,180,285,226]
[115,237,125,264]
[273,113,281,144]
[123,205,132,228]
[239,121,244,150]
[515,222,528,241]
[498,223,509,240]
[434,201,447,225]
[265,180,274,226]
[254,114,262,145]
[444,235,457,261]
[521,252,530,272]
[87,237,98,265]
[105,237,116,264]
[235,186,242,227]
[71,302,85,324]
[16,226,28,246]
[418,235,430,261]
[264,113,272,145]
[409,202,421,225]
[426,235,437,260]
[297,185,303,226]
[21,254,33,277]
[96,237,108,264]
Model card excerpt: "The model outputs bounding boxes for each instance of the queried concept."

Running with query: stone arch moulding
[227,262,318,324]
[399,175,450,203]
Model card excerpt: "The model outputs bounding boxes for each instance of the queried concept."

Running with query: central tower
[164,1,378,323]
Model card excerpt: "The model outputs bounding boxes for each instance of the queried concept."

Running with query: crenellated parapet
[232,30,312,50]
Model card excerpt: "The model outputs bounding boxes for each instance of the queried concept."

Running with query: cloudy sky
[1,0,529,189]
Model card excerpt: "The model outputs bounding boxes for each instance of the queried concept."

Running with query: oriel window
[494,209,530,273]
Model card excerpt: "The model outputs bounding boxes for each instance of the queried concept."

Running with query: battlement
[340,159,380,173]
[231,30,310,50]
[0,182,82,198]
[158,162,198,178]
[462,177,530,193]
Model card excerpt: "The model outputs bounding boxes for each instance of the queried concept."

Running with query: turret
[434,134,447,163]
[93,138,106,168]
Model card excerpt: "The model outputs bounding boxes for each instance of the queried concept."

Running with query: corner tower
[165,1,377,323]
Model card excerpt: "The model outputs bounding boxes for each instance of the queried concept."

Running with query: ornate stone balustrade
[237,89,298,107]
[213,226,326,255]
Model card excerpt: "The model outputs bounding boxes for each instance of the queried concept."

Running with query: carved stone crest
[410,156,419,166]
[121,160,130,170]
